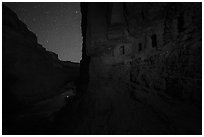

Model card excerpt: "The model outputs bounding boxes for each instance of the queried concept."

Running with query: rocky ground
[2,82,77,135]
[54,77,201,135]
[3,71,201,135]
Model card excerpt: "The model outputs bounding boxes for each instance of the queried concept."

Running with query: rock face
[3,3,201,135]
[2,4,79,132]
[64,2,201,135]
[84,3,201,102]
[126,3,202,102]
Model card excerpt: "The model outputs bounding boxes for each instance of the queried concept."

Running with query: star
[5,2,82,62]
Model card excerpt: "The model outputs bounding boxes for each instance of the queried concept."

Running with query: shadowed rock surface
[54,2,201,135]
[2,2,202,135]
[2,5,79,134]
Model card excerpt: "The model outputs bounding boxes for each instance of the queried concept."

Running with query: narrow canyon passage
[2,2,202,135]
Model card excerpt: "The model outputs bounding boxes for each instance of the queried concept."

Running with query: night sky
[4,2,82,62]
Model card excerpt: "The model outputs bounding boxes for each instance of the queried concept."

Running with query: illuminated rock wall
[84,2,201,101]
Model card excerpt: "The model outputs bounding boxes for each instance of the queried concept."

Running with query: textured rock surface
[62,3,201,135]
[127,3,202,103]
[3,3,201,135]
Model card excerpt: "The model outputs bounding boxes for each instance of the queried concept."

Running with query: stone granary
[83,2,201,102]
[2,2,202,135]
[76,2,202,134]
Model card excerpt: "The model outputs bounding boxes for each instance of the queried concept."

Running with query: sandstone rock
[3,4,79,109]
[75,3,202,134]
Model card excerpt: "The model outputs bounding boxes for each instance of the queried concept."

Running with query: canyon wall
[76,2,202,134]
[3,5,79,111]
[84,2,201,103]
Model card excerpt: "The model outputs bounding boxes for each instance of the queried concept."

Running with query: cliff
[58,3,201,135]
[3,4,79,116]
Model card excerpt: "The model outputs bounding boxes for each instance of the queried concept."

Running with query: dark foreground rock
[2,5,79,134]
[3,2,202,135]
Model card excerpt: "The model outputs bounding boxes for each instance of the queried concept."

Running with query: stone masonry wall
[128,3,202,103]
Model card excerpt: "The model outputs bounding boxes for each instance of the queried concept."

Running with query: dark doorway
[139,43,142,52]
[151,34,157,48]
